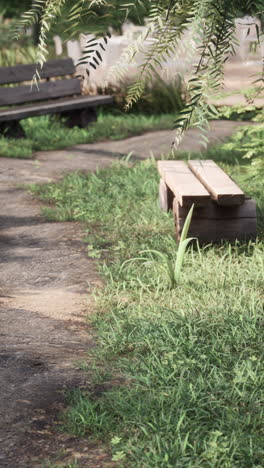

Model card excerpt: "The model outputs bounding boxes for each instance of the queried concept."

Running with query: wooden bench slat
[188,159,245,206]
[0,59,75,85]
[157,160,211,207]
[0,95,114,121]
[176,216,257,243]
[177,198,257,220]
[0,78,81,106]
[175,198,256,220]
[173,198,256,243]
[159,178,174,211]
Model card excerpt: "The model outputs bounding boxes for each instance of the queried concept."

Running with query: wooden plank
[176,217,257,243]
[0,59,75,85]
[188,160,245,206]
[176,198,256,219]
[157,160,211,207]
[173,198,256,243]
[0,95,114,121]
[0,78,81,106]
[159,178,174,211]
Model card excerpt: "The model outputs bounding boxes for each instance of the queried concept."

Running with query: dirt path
[0,121,250,467]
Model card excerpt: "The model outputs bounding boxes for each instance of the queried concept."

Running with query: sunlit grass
[30,133,264,467]
[0,112,174,159]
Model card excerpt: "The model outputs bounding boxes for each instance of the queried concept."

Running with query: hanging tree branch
[14,0,264,136]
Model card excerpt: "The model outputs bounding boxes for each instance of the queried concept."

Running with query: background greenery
[0,0,30,18]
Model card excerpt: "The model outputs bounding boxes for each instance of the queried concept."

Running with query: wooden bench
[0,58,113,138]
[157,160,257,243]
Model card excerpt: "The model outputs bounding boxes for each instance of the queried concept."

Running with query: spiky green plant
[14,0,264,135]
[121,204,195,288]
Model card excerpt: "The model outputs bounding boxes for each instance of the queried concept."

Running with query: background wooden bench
[0,58,113,138]
[158,160,257,244]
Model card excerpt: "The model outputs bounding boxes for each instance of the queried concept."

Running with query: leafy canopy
[14,0,264,134]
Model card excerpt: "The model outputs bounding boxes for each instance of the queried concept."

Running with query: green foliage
[0,16,30,49]
[122,204,195,288]
[0,112,174,158]
[221,124,264,177]
[0,0,31,18]
[0,45,37,66]
[30,142,264,467]
[0,15,40,66]
[14,0,264,134]
[112,73,186,115]
[215,105,264,122]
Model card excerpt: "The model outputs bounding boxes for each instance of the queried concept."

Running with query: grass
[30,128,264,467]
[0,112,175,159]
[215,105,264,122]
[42,464,79,468]
[42,462,80,468]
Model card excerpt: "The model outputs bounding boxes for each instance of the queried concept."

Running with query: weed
[121,204,195,288]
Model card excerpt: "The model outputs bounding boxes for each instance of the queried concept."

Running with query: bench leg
[58,108,97,128]
[0,121,26,139]
[159,178,174,211]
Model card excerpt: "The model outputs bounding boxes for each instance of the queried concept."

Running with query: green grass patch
[215,105,264,122]
[0,112,175,159]
[30,128,264,467]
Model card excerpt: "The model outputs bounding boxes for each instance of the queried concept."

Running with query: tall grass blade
[180,203,194,242]
[174,204,195,281]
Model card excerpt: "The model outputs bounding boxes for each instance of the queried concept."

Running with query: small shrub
[104,72,187,115]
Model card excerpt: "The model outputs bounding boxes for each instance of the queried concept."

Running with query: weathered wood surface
[157,160,211,207]
[176,198,256,219]
[173,198,257,243]
[175,217,257,243]
[159,178,174,211]
[188,159,245,206]
[0,95,114,122]
[0,59,75,85]
[0,78,81,106]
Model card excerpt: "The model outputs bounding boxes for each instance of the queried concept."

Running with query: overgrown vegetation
[14,0,264,137]
[216,105,264,122]
[30,129,264,467]
[0,112,175,158]
[0,15,39,66]
[110,73,187,115]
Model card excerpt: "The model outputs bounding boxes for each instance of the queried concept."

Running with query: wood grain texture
[188,159,245,206]
[0,59,75,85]
[175,198,256,220]
[159,178,174,211]
[0,78,81,106]
[0,95,114,121]
[176,217,257,243]
[173,198,257,243]
[157,160,210,207]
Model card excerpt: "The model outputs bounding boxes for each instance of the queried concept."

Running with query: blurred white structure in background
[53,35,63,56]
[66,39,82,64]
[53,17,263,93]
[234,16,264,64]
